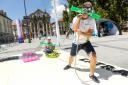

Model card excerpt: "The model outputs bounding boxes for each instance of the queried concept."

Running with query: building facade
[58,18,66,35]
[22,9,51,39]
[0,10,13,44]
[51,19,67,36]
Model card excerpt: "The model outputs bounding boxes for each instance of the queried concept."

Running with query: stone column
[42,22,45,36]
[45,22,48,36]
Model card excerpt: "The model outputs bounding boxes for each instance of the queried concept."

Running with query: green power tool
[70,6,101,20]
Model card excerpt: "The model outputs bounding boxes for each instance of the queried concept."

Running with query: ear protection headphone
[84,6,94,13]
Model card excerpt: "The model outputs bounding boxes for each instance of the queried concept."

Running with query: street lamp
[23,0,31,43]
[23,0,27,16]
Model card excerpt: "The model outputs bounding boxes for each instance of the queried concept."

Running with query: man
[63,2,100,83]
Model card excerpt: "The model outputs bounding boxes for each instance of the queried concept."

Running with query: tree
[63,9,69,32]
[97,0,128,34]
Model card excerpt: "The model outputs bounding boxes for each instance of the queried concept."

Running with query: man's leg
[89,52,100,83]
[89,52,97,76]
[64,43,78,70]
[68,56,74,65]
[83,41,97,75]
[64,56,74,70]
[83,41,100,83]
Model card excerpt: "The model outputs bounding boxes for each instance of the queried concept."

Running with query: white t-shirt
[72,16,96,44]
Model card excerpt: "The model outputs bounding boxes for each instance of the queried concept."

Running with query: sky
[0,0,67,22]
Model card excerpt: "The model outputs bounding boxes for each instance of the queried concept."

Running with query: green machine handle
[70,6,85,14]
[70,6,101,20]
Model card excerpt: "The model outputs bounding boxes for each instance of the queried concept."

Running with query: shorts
[70,41,96,56]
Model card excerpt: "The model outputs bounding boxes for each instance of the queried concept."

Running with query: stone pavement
[0,50,128,85]
[1,35,128,69]
[0,38,42,58]
[61,35,128,70]
[91,35,128,70]
[0,35,128,70]
[0,35,128,85]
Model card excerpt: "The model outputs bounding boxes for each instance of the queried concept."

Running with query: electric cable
[74,35,88,85]
[57,33,88,84]
[59,31,88,84]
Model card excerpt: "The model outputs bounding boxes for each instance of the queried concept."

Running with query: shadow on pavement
[0,56,19,62]
[71,58,128,81]
[79,58,128,77]
[72,67,115,80]
[113,70,128,77]
[0,53,42,62]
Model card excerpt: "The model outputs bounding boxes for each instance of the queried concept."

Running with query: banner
[15,19,24,43]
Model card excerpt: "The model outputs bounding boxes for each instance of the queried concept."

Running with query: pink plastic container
[23,55,40,63]
[22,52,40,63]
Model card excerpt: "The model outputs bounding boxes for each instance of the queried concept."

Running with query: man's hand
[77,28,93,38]
[77,14,83,19]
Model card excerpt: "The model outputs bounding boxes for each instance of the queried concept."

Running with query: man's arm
[73,15,82,32]
[79,18,96,38]
[72,15,94,38]
[79,28,94,38]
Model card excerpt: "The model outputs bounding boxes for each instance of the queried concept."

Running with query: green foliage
[63,10,69,31]
[63,10,69,22]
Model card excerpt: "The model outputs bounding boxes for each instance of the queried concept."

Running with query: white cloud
[50,0,65,22]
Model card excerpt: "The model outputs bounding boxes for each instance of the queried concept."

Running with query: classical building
[58,18,67,35]
[51,18,67,36]
[0,10,13,44]
[22,9,51,39]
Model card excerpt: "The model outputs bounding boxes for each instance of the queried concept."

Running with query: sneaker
[89,75,100,83]
[64,65,71,70]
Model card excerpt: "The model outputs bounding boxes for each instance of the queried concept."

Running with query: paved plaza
[0,35,128,85]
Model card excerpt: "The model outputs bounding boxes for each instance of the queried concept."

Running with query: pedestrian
[38,33,42,40]
[98,24,105,37]
[63,1,100,83]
